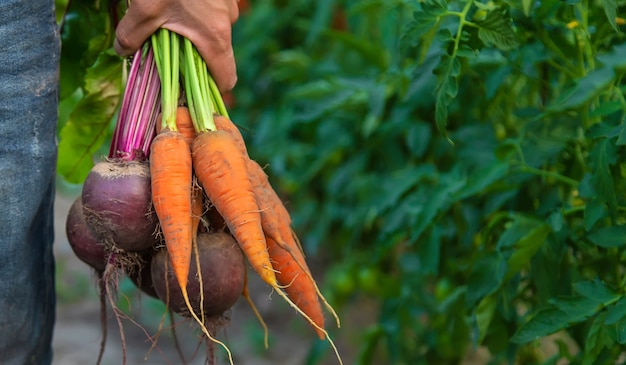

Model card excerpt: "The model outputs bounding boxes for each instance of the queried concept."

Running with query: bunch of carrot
[146,28,342,364]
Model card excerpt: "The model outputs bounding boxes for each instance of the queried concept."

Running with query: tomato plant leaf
[434,52,461,138]
[587,225,626,248]
[587,122,621,140]
[599,0,619,32]
[474,6,518,51]
[378,165,436,212]
[590,101,623,118]
[605,297,626,325]
[226,1,626,362]
[269,50,311,82]
[547,68,615,113]
[361,82,389,137]
[596,43,626,72]
[497,216,551,283]
[474,293,497,344]
[511,307,570,344]
[548,296,601,322]
[409,169,466,243]
[305,0,336,46]
[616,316,626,344]
[572,279,619,304]
[547,211,564,232]
[456,161,509,200]
[589,138,617,216]
[514,288,616,346]
[355,325,384,365]
[582,313,613,365]
[379,192,422,238]
[467,255,500,305]
[584,199,607,231]
[405,121,432,158]
[401,0,447,48]
[616,123,626,146]
[521,0,532,16]
[324,31,390,70]
[418,226,441,275]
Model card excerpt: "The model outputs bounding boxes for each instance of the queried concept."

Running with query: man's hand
[114,0,239,93]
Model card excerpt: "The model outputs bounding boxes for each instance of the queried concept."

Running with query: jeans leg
[0,0,60,364]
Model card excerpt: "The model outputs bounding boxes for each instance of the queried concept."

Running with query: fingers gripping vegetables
[65,20,343,364]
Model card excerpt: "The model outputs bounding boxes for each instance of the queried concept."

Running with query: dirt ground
[52,188,359,365]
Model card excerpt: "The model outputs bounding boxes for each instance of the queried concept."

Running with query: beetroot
[205,204,226,232]
[127,251,159,299]
[65,196,107,271]
[81,161,158,252]
[150,232,245,318]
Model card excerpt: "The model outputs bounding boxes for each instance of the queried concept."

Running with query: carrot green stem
[196,51,213,117]
[152,28,180,132]
[160,29,172,129]
[178,33,232,130]
[182,38,216,132]
[150,35,162,78]
[208,76,229,119]
[183,38,205,130]
[181,55,200,133]
[194,48,216,119]
[170,31,180,110]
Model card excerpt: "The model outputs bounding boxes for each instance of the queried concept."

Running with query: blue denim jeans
[0,0,60,364]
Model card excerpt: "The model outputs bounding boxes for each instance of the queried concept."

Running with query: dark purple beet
[205,204,227,232]
[151,232,245,318]
[65,196,107,271]
[128,251,159,299]
[81,161,158,252]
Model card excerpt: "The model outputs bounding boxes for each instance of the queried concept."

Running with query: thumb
[114,2,163,57]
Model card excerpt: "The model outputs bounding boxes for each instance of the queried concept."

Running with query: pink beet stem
[109,46,161,161]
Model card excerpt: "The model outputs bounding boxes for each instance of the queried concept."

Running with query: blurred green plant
[56,0,123,184]
[57,0,626,363]
[228,0,626,363]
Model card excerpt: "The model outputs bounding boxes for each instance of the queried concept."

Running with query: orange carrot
[214,114,248,157]
[150,128,193,291]
[212,116,292,228]
[191,130,276,286]
[205,119,343,363]
[249,159,341,331]
[213,116,295,239]
[247,165,324,338]
[247,159,292,227]
[213,116,291,227]
[248,160,308,259]
[267,235,325,338]
[156,107,197,146]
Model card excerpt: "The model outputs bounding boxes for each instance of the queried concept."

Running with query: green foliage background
[57,0,626,364]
